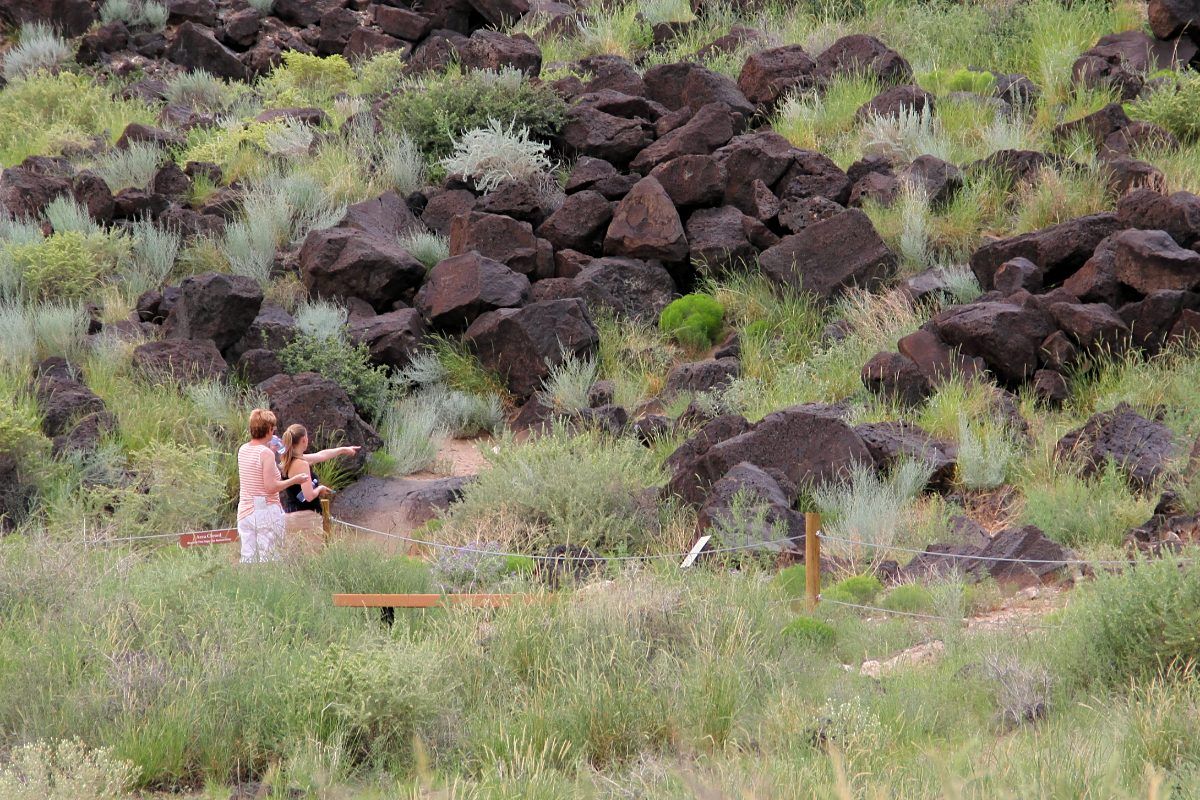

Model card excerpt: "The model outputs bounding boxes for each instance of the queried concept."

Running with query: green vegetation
[659,293,725,350]
[278,333,391,420]
[1128,71,1200,142]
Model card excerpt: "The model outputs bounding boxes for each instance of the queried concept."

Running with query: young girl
[279,424,360,513]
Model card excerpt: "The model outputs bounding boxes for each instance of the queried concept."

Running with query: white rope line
[816,531,1200,567]
[818,598,1062,630]
[333,517,799,562]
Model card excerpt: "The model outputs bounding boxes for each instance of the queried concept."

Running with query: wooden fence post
[320,497,332,546]
[805,512,821,611]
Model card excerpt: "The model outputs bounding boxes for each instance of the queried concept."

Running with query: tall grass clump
[440,426,668,554]
[2,24,71,82]
[771,76,879,165]
[374,398,445,476]
[1019,459,1156,549]
[164,70,239,113]
[100,0,168,30]
[1127,70,1200,143]
[395,348,505,436]
[440,120,554,193]
[91,142,166,191]
[956,414,1019,490]
[812,459,934,564]
[540,350,599,413]
[43,197,97,236]
[120,218,180,295]
[396,230,448,270]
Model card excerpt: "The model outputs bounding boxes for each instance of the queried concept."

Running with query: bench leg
[380,607,395,626]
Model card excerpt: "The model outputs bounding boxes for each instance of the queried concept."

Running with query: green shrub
[1020,459,1156,548]
[782,616,836,647]
[381,66,566,161]
[257,51,356,111]
[659,293,724,349]
[919,67,996,95]
[6,231,124,302]
[1127,71,1200,142]
[1057,558,1200,688]
[881,584,935,613]
[278,333,391,420]
[773,564,807,597]
[826,575,883,604]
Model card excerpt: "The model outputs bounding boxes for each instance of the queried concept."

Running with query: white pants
[238,501,285,563]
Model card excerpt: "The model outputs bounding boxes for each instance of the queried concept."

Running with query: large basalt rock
[0,0,95,36]
[1056,402,1175,490]
[759,209,895,298]
[347,309,426,369]
[1091,29,1198,73]
[776,149,852,205]
[603,176,688,262]
[665,413,753,505]
[450,211,549,277]
[897,328,984,386]
[415,253,531,331]
[165,22,248,81]
[629,103,738,174]
[458,30,541,75]
[641,62,754,118]
[1148,0,1200,40]
[815,34,912,85]
[33,359,110,441]
[559,105,655,167]
[132,339,228,383]
[260,372,380,472]
[737,45,816,108]
[714,131,797,212]
[300,227,426,312]
[934,301,1055,383]
[698,404,872,497]
[970,212,1119,289]
[1116,188,1200,248]
[902,524,1075,586]
[339,191,421,239]
[572,257,675,322]
[855,84,933,121]
[899,155,963,205]
[228,304,296,363]
[536,190,613,254]
[686,205,777,273]
[0,167,70,219]
[162,272,263,356]
[1119,290,1200,354]
[1048,301,1130,352]
[1112,228,1200,294]
[697,462,805,550]
[465,299,600,399]
[854,420,957,489]
[1072,45,1144,100]
[650,155,727,208]
[861,351,931,407]
[665,358,740,396]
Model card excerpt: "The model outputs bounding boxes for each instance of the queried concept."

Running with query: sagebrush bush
[279,333,391,419]
[382,66,567,161]
[293,298,348,341]
[441,120,553,193]
[374,397,444,476]
[397,229,448,269]
[121,218,180,295]
[100,0,168,30]
[955,414,1018,490]
[540,350,599,412]
[43,197,97,236]
[164,69,239,113]
[812,460,934,561]
[1057,558,1200,688]
[6,231,124,302]
[0,738,139,800]
[2,24,72,82]
[91,141,165,191]
[660,293,724,349]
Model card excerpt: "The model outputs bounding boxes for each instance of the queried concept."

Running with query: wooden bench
[333,593,523,625]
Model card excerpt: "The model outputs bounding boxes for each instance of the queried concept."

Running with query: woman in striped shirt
[237,408,309,563]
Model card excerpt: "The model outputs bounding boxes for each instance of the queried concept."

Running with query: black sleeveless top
[282,473,322,513]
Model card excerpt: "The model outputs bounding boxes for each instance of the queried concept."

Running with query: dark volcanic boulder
[650,155,727,208]
[0,167,70,219]
[1056,402,1175,490]
[465,299,600,399]
[603,176,688,262]
[450,212,548,277]
[559,105,654,167]
[737,45,816,108]
[776,150,852,205]
[1119,290,1200,354]
[815,34,912,85]
[934,301,1055,383]
[759,209,895,298]
[572,257,675,322]
[1116,188,1200,248]
[300,227,426,312]
[260,372,380,472]
[132,339,228,383]
[854,420,957,489]
[415,252,530,331]
[855,85,933,121]
[861,351,931,407]
[162,272,263,356]
[165,22,247,81]
[33,362,109,439]
[969,212,1119,289]
[1148,0,1200,40]
[697,462,805,549]
[686,205,777,273]
[1048,301,1130,352]
[665,358,740,396]
[458,30,541,75]
[340,191,421,239]
[641,62,754,118]
[228,304,297,362]
[629,102,738,174]
[899,155,962,205]
[698,404,872,496]
[0,0,94,35]
[665,413,754,505]
[902,525,1075,587]
[1112,229,1200,294]
[536,190,613,254]
[347,309,427,369]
